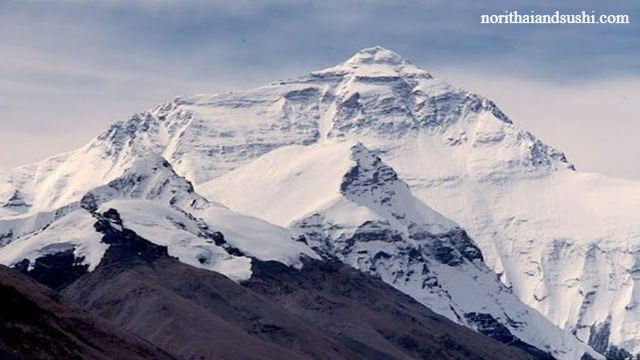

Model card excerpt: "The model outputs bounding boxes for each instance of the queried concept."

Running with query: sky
[0,0,638,179]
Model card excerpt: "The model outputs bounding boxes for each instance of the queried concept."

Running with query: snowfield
[200,140,601,359]
[0,156,319,282]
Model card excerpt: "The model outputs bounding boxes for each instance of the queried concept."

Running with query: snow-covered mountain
[3,154,540,359]
[0,155,318,282]
[0,46,636,357]
[200,140,597,359]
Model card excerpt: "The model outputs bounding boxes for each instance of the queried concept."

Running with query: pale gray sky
[1,0,638,179]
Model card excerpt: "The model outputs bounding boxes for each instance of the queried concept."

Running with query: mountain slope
[0,156,318,283]
[311,48,640,357]
[90,46,637,356]
[200,140,598,359]
[0,265,173,360]
[60,213,539,360]
[0,46,636,356]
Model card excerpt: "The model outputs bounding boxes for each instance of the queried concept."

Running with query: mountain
[0,144,598,358]
[0,156,318,283]
[0,149,548,358]
[199,140,595,359]
[61,214,540,360]
[0,264,172,360]
[0,46,633,357]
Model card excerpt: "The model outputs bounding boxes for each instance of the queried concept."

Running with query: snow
[0,204,79,246]
[100,195,320,280]
[198,205,319,267]
[199,141,456,234]
[199,141,355,227]
[199,139,601,359]
[313,46,432,80]
[0,153,319,282]
[81,153,210,211]
[99,199,253,281]
[415,169,640,349]
[1,45,629,357]
[0,209,107,271]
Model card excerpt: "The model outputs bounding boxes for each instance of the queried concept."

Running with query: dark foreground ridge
[65,210,537,359]
[0,265,173,360]
[246,258,549,360]
[9,209,539,359]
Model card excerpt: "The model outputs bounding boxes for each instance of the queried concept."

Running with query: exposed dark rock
[79,192,99,212]
[283,88,320,102]
[51,218,537,360]
[14,208,170,292]
[410,228,483,267]
[0,265,173,360]
[224,246,246,257]
[604,346,633,360]
[464,312,553,359]
[246,258,538,360]
[14,250,89,291]
[295,235,309,245]
[62,257,353,360]
[0,230,14,246]
[430,241,464,266]
[10,205,543,359]
[2,190,29,209]
[93,209,169,265]
[441,229,484,263]
[589,320,634,360]
[210,231,226,246]
[588,320,611,355]
[340,145,399,199]
[345,221,403,250]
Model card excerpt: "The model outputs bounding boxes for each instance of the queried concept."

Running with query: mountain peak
[80,153,208,213]
[312,46,431,81]
[343,46,407,67]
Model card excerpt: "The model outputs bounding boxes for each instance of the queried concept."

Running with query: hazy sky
[1,0,638,179]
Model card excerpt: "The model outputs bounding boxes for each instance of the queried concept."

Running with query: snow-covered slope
[0,209,107,272]
[200,141,455,233]
[0,156,318,281]
[200,140,600,359]
[1,46,637,357]
[188,47,640,356]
